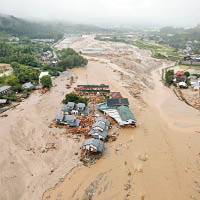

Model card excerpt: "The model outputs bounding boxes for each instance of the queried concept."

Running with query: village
[0,34,200,200]
[53,84,136,164]
[0,70,52,114]
[164,55,200,110]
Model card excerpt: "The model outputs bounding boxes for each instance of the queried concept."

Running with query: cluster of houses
[0,71,53,108]
[0,81,36,107]
[83,117,110,153]
[55,101,89,127]
[55,101,111,154]
[182,56,200,65]
[35,51,58,66]
[55,84,137,155]
[173,71,200,89]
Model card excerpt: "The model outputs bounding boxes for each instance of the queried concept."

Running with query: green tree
[62,93,88,105]
[184,71,190,77]
[40,75,52,88]
[165,70,174,85]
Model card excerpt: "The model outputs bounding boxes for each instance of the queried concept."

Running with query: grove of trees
[62,93,88,105]
[57,48,88,70]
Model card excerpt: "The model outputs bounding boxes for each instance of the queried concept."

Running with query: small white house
[178,82,187,88]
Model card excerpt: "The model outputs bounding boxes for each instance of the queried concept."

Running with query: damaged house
[88,117,110,140]
[97,98,136,126]
[61,102,89,115]
[82,138,104,153]
[76,103,90,115]
[55,114,80,127]
[61,102,75,114]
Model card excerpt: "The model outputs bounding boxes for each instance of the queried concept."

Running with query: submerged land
[1,35,200,200]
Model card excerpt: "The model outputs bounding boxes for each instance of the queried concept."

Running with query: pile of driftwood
[67,114,96,137]
[80,150,102,166]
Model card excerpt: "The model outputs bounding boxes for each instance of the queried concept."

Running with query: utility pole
[86,72,88,85]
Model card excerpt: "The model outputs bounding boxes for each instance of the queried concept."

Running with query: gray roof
[67,102,75,108]
[82,138,104,153]
[95,117,110,127]
[0,86,11,93]
[21,93,28,98]
[76,103,86,108]
[106,98,129,107]
[22,82,34,89]
[88,129,108,139]
[117,106,136,123]
[92,121,106,130]
[55,114,64,121]
[84,107,90,115]
[56,114,80,126]
[61,105,70,112]
[64,115,76,122]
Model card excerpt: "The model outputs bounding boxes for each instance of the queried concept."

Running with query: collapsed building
[82,138,104,153]
[97,98,136,126]
[55,114,80,127]
[88,117,110,140]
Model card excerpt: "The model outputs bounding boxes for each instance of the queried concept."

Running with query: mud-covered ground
[42,36,200,200]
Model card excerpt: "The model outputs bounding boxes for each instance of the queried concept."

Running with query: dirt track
[42,37,200,200]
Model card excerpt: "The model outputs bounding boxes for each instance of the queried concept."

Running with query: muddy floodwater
[42,36,200,200]
[1,35,200,200]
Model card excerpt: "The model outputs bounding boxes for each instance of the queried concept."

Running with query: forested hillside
[0,14,63,41]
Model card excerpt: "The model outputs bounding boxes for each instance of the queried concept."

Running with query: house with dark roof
[0,86,11,95]
[97,99,136,126]
[61,102,75,114]
[62,102,89,115]
[106,98,129,108]
[95,117,111,127]
[88,129,108,140]
[88,117,110,140]
[92,121,106,132]
[82,138,104,153]
[55,114,80,127]
[76,103,90,115]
